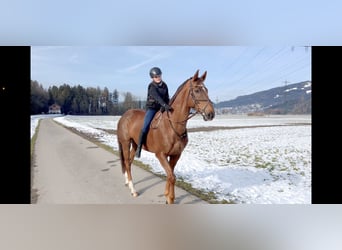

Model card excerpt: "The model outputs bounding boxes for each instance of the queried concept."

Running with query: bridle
[189,80,213,119]
[166,78,213,138]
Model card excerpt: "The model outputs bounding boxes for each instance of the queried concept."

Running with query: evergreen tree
[31,80,48,114]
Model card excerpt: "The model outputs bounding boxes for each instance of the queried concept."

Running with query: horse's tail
[118,141,126,174]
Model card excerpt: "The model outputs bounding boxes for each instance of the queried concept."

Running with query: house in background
[48,103,61,114]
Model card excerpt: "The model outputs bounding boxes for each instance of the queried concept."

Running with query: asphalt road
[32,118,207,204]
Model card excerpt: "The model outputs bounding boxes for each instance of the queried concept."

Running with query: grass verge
[30,120,40,204]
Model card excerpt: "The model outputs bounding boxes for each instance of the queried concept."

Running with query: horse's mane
[169,77,192,105]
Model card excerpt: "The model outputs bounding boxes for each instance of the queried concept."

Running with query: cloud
[117,49,170,73]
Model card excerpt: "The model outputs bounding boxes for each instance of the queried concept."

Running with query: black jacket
[145,81,170,110]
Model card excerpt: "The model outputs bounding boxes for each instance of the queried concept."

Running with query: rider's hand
[162,104,173,112]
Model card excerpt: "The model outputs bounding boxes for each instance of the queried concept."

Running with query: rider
[135,67,173,158]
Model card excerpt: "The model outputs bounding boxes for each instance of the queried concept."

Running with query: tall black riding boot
[135,131,146,158]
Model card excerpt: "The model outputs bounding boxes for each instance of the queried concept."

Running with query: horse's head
[188,70,215,121]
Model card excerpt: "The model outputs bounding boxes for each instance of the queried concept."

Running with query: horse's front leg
[167,154,181,203]
[156,152,176,204]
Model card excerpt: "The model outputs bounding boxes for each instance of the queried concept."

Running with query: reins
[152,77,212,139]
[150,110,194,138]
[166,111,196,139]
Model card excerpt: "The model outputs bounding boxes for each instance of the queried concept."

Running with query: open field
[31,114,311,204]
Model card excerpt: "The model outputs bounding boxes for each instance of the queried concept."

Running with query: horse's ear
[193,69,199,81]
[200,71,207,81]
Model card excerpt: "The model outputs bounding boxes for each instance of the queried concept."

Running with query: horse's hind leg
[129,140,138,165]
[122,140,138,197]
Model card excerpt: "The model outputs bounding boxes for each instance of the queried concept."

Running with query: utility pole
[291,46,310,52]
[89,97,92,114]
[215,96,219,115]
[283,80,290,113]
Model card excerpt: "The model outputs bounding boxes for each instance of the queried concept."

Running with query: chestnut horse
[117,70,215,204]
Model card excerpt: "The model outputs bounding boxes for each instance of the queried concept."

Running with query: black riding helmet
[149,67,162,78]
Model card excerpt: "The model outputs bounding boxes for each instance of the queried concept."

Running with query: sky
[31,46,311,102]
[31,114,311,204]
[1,1,342,45]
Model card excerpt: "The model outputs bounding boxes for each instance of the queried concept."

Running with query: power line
[234,47,310,94]
[212,46,311,101]
[283,80,290,113]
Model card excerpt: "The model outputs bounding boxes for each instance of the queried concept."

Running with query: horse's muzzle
[202,111,215,121]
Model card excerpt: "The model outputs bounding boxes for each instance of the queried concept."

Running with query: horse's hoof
[132,192,138,197]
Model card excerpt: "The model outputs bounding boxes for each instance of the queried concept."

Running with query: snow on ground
[31,114,311,204]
